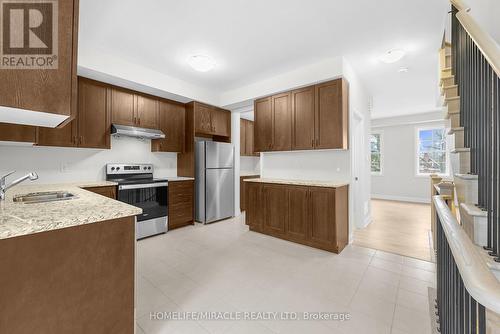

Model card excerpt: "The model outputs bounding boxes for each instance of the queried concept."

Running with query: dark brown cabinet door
[272,92,292,151]
[212,108,230,137]
[194,103,212,134]
[37,121,77,147]
[240,120,246,156]
[246,182,264,231]
[263,184,288,237]
[152,101,185,152]
[111,88,135,126]
[0,124,37,143]
[246,121,255,156]
[309,187,336,249]
[169,180,194,230]
[136,95,159,129]
[315,79,348,149]
[254,97,273,152]
[77,78,110,149]
[83,186,116,199]
[292,87,315,150]
[288,186,309,242]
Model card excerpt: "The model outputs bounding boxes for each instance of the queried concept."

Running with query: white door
[352,111,368,229]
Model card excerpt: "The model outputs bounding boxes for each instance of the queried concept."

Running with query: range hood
[111,124,165,139]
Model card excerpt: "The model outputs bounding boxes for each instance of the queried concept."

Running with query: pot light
[187,55,216,72]
[379,49,405,64]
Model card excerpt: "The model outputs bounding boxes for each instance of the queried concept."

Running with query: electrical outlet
[60,162,69,173]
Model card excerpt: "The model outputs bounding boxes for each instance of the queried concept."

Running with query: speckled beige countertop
[0,181,142,240]
[243,178,349,188]
[240,171,260,177]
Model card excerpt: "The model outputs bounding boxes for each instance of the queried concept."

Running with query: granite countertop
[240,171,260,177]
[243,178,349,188]
[0,181,142,241]
[166,177,195,182]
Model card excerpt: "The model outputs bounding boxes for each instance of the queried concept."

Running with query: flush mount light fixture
[398,67,409,73]
[187,54,216,72]
[379,49,406,64]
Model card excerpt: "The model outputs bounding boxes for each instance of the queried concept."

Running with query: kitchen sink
[13,191,76,204]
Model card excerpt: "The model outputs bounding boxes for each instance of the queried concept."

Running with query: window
[370,133,382,174]
[416,127,447,175]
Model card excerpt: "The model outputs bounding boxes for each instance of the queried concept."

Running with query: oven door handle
[119,182,168,190]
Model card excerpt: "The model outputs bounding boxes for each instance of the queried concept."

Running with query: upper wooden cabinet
[240,119,257,156]
[38,78,110,149]
[0,124,37,143]
[193,102,231,138]
[253,78,349,152]
[292,86,315,150]
[110,88,159,129]
[254,97,273,152]
[315,79,349,150]
[136,96,159,129]
[151,101,185,153]
[0,0,79,127]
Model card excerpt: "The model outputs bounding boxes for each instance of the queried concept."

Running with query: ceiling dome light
[379,49,406,64]
[187,55,216,72]
[398,67,409,73]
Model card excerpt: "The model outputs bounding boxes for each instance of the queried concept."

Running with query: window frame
[370,131,384,176]
[415,126,449,177]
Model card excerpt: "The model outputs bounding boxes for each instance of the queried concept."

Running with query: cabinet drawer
[171,194,193,205]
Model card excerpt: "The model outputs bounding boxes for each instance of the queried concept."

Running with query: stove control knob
[111,167,115,171]
[143,167,147,170]
[116,167,121,171]
[148,167,152,170]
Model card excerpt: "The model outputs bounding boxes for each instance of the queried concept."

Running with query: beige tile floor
[354,200,433,262]
[136,214,436,334]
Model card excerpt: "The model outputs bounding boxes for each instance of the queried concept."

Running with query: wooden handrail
[434,196,500,314]
[450,0,500,77]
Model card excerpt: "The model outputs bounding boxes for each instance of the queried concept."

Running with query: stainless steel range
[106,163,168,239]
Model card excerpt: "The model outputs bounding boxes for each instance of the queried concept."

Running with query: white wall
[0,137,177,184]
[240,157,260,174]
[371,111,446,203]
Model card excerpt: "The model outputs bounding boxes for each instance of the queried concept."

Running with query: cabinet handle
[79,136,83,145]
[311,138,314,147]
[138,118,141,125]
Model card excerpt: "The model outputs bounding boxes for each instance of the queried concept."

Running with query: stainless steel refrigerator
[195,141,235,224]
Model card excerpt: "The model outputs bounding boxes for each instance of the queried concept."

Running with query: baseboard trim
[371,194,430,204]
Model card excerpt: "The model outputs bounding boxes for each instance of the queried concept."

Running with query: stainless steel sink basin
[13,191,76,204]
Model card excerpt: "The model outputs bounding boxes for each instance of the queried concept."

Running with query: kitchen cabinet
[245,181,348,253]
[82,185,117,199]
[245,182,265,231]
[0,0,79,127]
[240,119,257,156]
[110,88,135,126]
[254,97,273,152]
[315,79,349,150]
[38,78,110,149]
[263,184,288,237]
[152,101,185,153]
[253,78,349,152]
[240,174,260,211]
[168,180,194,230]
[77,78,110,149]
[287,186,309,242]
[0,123,37,143]
[193,102,231,138]
[110,88,159,129]
[292,86,315,150]
[271,92,292,151]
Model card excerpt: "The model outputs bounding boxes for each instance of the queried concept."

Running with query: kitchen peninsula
[0,182,141,334]
[245,178,349,253]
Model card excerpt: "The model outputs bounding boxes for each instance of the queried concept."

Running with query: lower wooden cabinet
[240,175,260,211]
[245,182,349,253]
[82,186,117,199]
[168,180,194,230]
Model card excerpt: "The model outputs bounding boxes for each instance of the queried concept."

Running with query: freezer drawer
[205,168,234,223]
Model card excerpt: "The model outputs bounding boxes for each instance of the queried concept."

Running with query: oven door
[117,182,168,222]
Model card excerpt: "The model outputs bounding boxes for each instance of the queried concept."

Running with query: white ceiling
[79,0,449,118]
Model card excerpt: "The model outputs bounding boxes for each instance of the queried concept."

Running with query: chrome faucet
[0,171,39,200]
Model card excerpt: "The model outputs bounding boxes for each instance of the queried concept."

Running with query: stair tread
[455,173,478,180]
[451,148,470,153]
[448,127,464,134]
